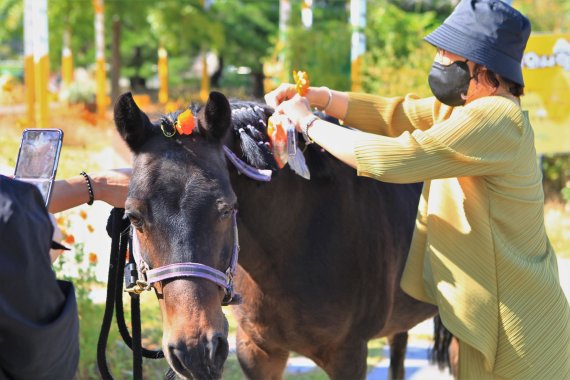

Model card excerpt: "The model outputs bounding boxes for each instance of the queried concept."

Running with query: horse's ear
[114,92,152,152]
[197,91,231,141]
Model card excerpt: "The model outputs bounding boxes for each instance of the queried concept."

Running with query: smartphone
[14,129,64,208]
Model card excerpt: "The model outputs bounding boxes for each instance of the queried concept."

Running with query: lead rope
[97,208,163,380]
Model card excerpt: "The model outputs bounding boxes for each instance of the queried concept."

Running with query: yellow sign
[521,33,570,154]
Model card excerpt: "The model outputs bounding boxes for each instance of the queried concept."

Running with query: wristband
[300,115,319,144]
[79,171,95,205]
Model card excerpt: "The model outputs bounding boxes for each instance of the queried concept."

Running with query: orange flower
[89,253,98,265]
[56,216,66,226]
[87,224,95,233]
[175,109,195,135]
[64,234,75,245]
[79,210,88,220]
[293,70,310,96]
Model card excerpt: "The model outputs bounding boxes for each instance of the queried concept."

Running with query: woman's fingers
[265,83,296,108]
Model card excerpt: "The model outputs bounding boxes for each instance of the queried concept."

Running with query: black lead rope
[97,208,164,380]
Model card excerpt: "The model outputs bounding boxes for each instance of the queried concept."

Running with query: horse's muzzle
[166,334,228,380]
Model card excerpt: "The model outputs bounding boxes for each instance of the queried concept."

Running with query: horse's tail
[430,315,453,370]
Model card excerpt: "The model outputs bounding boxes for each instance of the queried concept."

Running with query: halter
[129,210,240,306]
[223,146,272,182]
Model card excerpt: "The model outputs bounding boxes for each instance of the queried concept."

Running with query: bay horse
[114,91,437,380]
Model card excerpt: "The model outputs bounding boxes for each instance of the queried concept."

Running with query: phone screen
[14,129,63,207]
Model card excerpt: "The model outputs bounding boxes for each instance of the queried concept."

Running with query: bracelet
[301,115,320,144]
[79,171,95,205]
[322,87,333,113]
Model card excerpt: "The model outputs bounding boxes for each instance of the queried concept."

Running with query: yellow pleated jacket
[345,93,570,379]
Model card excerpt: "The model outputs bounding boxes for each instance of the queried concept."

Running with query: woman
[265,0,570,379]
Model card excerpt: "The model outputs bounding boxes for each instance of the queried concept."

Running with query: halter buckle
[125,280,152,294]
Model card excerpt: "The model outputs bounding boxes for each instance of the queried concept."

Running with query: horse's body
[114,92,437,380]
[227,104,436,380]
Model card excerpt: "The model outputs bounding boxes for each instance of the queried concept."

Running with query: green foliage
[0,0,23,59]
[286,20,352,90]
[148,0,223,55]
[517,0,570,32]
[542,155,570,202]
[47,0,95,70]
[272,1,351,91]
[360,0,440,97]
[213,0,278,71]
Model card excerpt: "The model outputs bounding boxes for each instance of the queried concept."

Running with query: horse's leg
[320,341,368,380]
[449,336,459,378]
[235,326,289,380]
[388,332,408,380]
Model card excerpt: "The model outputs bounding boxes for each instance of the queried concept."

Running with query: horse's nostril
[208,334,229,367]
[167,345,190,377]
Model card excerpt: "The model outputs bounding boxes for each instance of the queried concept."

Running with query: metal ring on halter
[160,122,176,138]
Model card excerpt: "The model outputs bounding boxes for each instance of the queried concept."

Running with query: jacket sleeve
[0,177,79,380]
[344,93,452,136]
[352,97,525,183]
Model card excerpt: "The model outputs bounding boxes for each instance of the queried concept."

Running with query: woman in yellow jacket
[265,0,570,379]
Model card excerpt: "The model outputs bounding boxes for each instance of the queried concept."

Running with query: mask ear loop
[461,59,472,101]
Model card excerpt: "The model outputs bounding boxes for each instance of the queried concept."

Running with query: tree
[360,0,440,96]
[212,0,279,98]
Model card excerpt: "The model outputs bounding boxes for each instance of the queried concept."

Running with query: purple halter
[130,210,240,306]
[223,146,272,182]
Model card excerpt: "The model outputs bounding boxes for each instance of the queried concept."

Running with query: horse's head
[114,92,236,379]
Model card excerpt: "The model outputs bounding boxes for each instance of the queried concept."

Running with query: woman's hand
[91,168,132,208]
[264,83,298,108]
[275,94,313,132]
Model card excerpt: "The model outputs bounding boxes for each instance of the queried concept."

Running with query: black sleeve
[0,176,79,380]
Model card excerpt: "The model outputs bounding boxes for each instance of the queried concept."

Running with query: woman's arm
[49,168,131,213]
[265,84,439,137]
[279,96,523,184]
[265,84,349,120]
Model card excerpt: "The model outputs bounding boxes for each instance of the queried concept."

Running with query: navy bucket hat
[424,0,531,86]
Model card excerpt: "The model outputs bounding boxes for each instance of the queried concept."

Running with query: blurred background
[0,0,568,379]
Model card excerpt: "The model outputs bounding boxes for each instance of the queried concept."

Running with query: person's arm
[49,168,131,213]
[265,84,446,137]
[265,84,349,120]
[285,96,523,184]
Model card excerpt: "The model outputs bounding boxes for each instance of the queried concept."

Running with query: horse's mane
[163,99,339,179]
[227,100,279,171]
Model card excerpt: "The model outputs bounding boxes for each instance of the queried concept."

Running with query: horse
[114,91,438,380]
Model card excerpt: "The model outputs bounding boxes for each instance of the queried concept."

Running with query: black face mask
[428,60,472,107]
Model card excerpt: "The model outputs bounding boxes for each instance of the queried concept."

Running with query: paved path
[281,319,454,380]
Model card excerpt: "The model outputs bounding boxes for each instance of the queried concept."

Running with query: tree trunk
[111,15,121,104]
[210,55,224,88]
[251,66,265,100]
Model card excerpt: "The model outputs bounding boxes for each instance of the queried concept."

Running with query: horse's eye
[126,211,144,231]
[217,202,235,220]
